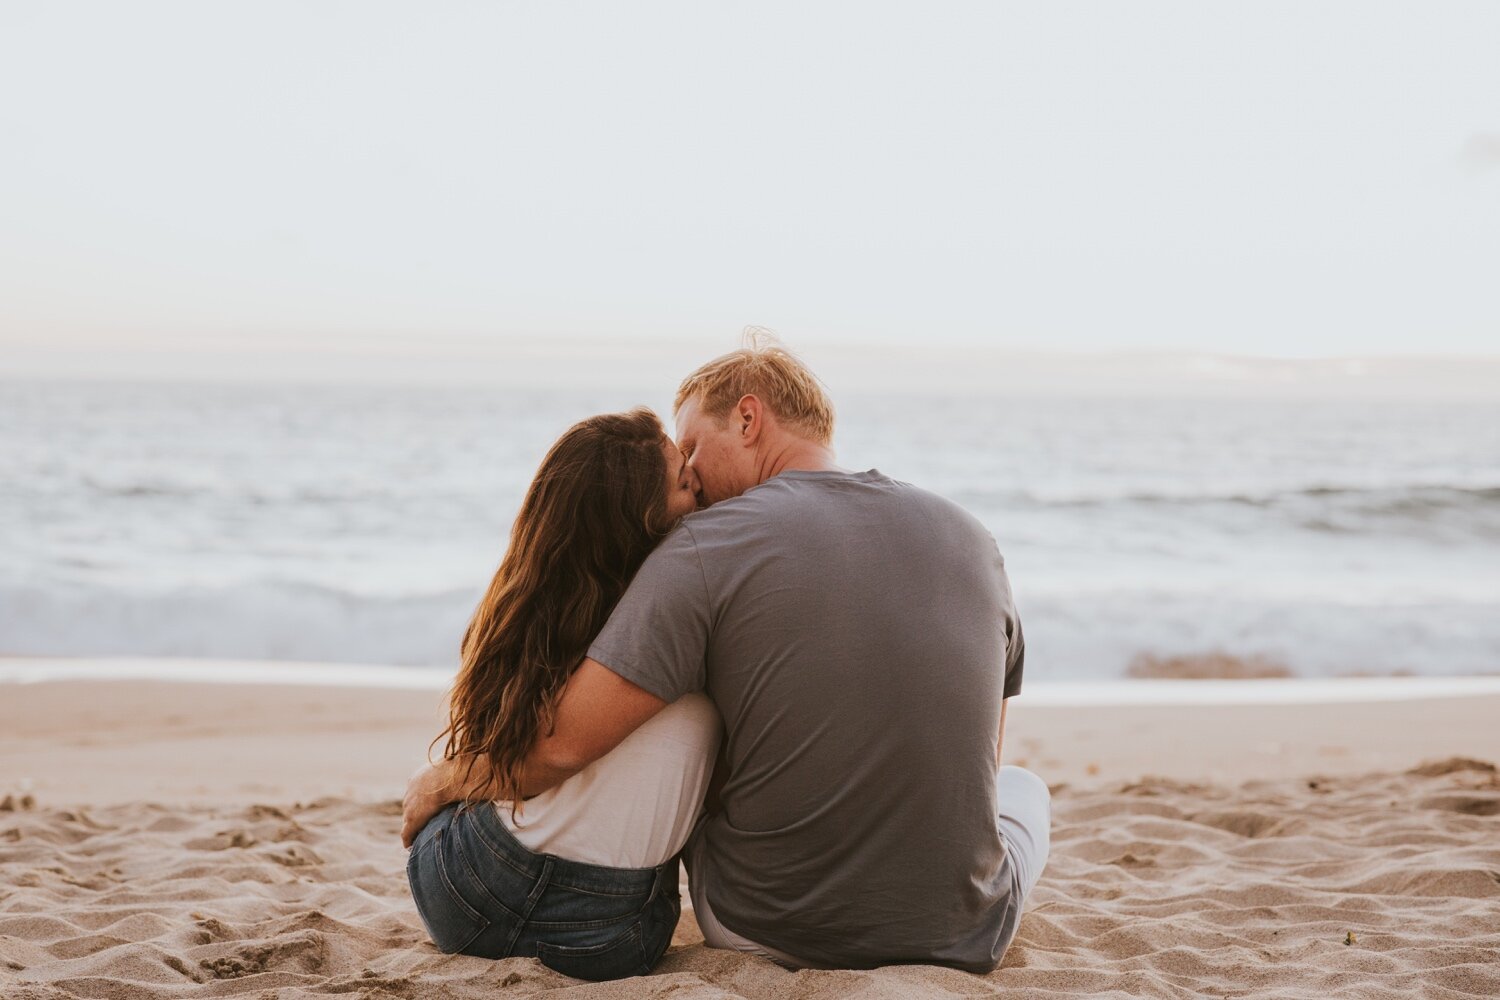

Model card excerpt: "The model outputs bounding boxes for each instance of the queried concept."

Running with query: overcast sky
[1,1,1497,378]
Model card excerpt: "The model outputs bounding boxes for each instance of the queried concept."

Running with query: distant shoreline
[6,656,1500,706]
[5,347,1500,399]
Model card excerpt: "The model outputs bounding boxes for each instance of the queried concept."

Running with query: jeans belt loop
[649,858,670,904]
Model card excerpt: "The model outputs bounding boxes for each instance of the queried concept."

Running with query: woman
[404,408,721,981]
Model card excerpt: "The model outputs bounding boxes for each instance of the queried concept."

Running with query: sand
[3,672,1499,999]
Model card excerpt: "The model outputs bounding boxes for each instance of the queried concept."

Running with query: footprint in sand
[184,829,258,851]
[1407,757,1497,777]
[1417,793,1500,816]
[197,932,328,980]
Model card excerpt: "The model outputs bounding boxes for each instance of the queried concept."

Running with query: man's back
[588,469,1026,971]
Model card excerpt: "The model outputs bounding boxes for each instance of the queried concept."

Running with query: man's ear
[734,394,764,447]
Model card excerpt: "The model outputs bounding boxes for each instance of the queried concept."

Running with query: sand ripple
[1,761,1496,999]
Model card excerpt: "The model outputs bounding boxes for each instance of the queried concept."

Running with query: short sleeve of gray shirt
[586,523,713,703]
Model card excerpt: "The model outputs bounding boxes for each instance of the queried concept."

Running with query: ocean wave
[83,476,203,500]
[1018,591,1500,679]
[3,580,1498,680]
[0,580,478,667]
[1024,482,1497,508]
[80,476,418,507]
[993,484,1500,522]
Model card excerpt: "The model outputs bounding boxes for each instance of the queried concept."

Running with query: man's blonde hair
[674,330,835,445]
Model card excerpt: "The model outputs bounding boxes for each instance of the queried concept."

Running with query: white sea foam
[0,657,448,689]
[7,657,1500,706]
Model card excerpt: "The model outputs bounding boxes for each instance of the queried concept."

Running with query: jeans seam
[506,854,555,955]
[453,826,522,922]
[525,912,643,932]
[465,804,541,879]
[544,878,653,898]
[429,830,489,954]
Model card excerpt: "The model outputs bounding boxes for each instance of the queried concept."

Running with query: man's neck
[756,439,845,484]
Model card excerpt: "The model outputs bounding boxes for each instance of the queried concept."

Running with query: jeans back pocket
[535,919,649,982]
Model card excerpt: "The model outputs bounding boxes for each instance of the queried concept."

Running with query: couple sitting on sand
[399,340,1051,981]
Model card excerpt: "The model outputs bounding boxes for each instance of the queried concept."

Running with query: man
[404,340,1050,972]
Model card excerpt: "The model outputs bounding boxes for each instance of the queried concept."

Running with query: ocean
[3,378,1497,680]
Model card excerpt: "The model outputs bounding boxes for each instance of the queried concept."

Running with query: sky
[1,1,1497,383]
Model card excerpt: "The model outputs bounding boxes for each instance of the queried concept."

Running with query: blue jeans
[406,802,681,981]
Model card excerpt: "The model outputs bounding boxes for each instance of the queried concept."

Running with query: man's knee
[996,765,1052,855]
[997,765,1051,807]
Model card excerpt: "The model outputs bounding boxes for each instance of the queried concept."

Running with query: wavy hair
[435,407,673,807]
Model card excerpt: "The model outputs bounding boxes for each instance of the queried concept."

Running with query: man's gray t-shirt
[587,469,1025,972]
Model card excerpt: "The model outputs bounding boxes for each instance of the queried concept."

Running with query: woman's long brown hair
[436,407,674,806]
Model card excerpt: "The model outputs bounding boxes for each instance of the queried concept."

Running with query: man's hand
[401,761,456,848]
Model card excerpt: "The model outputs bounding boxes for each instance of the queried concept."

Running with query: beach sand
[2,672,1498,998]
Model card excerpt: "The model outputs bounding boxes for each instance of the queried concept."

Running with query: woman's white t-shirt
[497,692,720,869]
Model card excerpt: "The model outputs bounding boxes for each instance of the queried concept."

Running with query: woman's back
[499,693,720,868]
